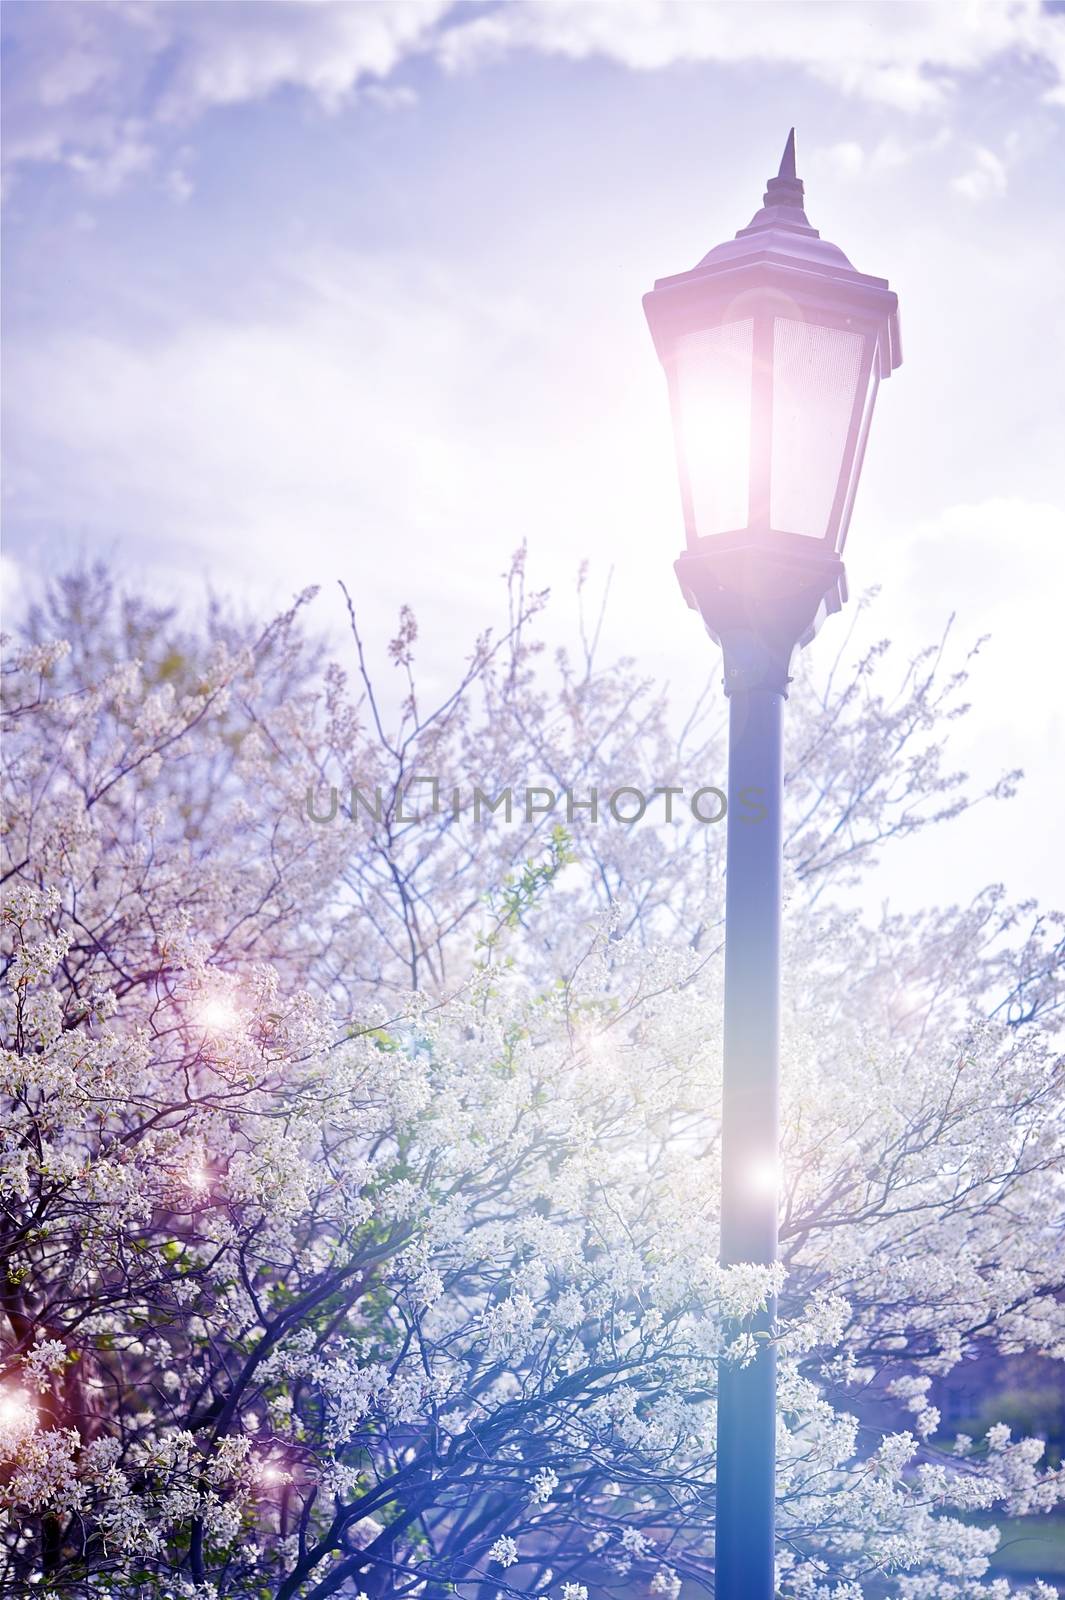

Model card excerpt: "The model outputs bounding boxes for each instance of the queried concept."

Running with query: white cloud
[0,236,684,674]
[164,165,194,205]
[438,0,1065,113]
[858,495,1065,908]
[152,0,450,120]
[951,145,1009,202]
[3,0,1064,197]
[811,129,952,182]
[66,122,154,195]
[0,0,449,196]
[867,494,1065,776]
[0,250,565,584]
[817,140,866,180]
[882,495,1065,649]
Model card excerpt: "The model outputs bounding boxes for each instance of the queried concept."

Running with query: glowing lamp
[644,130,901,692]
[642,133,903,1598]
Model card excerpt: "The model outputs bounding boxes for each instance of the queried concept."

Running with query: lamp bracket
[675,541,846,697]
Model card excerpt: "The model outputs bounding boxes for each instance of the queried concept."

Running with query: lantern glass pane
[675,319,753,536]
[836,362,880,553]
[770,318,864,539]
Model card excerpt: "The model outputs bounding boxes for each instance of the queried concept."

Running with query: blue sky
[2,1,1064,911]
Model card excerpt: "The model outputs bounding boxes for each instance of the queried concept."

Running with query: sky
[2,0,1064,916]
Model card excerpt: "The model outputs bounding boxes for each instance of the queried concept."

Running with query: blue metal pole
[715,685,783,1599]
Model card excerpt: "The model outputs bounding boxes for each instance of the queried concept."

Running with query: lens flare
[0,1390,36,1431]
[197,997,239,1033]
[256,1459,290,1490]
[747,1159,778,1196]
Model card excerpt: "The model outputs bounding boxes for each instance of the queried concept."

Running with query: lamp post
[643,131,901,1597]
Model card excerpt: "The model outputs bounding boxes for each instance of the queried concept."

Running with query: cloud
[151,0,450,120]
[951,145,1009,202]
[0,248,564,580]
[811,129,952,182]
[817,140,866,180]
[66,123,154,195]
[3,0,1064,197]
[868,494,1065,787]
[0,0,450,197]
[843,495,1065,910]
[885,495,1065,644]
[0,232,686,676]
[436,0,1065,113]
[164,153,195,205]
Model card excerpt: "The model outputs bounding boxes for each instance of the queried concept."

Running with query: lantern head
[644,131,901,693]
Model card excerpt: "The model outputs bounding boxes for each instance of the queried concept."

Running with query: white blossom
[488,1535,519,1567]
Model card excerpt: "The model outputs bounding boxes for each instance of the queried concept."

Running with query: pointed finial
[778,128,796,182]
[758,129,804,212]
[729,130,813,241]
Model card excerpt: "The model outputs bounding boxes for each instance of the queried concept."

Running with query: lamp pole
[643,131,901,1597]
[688,541,820,1599]
[716,681,783,1595]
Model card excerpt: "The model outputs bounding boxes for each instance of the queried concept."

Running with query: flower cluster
[1,565,1061,1597]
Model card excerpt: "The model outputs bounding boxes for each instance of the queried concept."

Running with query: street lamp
[643,131,901,1598]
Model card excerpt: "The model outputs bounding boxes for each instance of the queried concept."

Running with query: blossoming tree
[2,561,1062,1599]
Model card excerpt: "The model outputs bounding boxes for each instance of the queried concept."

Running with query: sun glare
[256,1459,290,1490]
[0,1390,35,1431]
[197,996,240,1033]
[747,1159,778,1197]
